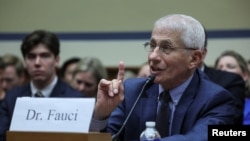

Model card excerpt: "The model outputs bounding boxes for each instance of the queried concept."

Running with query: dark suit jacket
[107,69,237,141]
[0,79,84,141]
[204,65,245,124]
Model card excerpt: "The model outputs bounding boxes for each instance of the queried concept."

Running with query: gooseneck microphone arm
[112,75,155,141]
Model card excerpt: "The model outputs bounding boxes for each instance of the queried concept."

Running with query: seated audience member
[97,14,238,141]
[71,56,108,97]
[59,57,80,85]
[198,29,245,124]
[214,50,250,124]
[0,30,122,141]
[137,62,150,77]
[1,54,27,93]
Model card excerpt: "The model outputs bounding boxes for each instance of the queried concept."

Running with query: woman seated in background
[71,56,108,97]
[59,57,81,85]
[214,50,250,125]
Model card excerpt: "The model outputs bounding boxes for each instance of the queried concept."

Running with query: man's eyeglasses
[143,42,198,54]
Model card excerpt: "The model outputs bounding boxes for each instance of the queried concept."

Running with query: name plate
[10,97,95,133]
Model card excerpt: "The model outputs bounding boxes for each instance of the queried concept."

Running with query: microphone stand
[112,75,155,141]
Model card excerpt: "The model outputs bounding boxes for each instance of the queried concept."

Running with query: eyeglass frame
[143,42,199,54]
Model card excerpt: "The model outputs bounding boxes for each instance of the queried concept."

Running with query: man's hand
[94,61,125,120]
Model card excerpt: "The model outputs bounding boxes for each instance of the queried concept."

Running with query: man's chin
[32,77,45,83]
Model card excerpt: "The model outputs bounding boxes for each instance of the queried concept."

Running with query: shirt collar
[31,76,58,97]
[200,64,205,72]
[159,74,194,105]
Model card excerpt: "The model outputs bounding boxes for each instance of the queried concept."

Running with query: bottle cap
[146,121,155,127]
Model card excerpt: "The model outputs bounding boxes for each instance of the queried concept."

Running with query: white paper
[10,97,95,133]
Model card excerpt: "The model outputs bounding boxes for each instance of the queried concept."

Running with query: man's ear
[55,56,60,67]
[201,48,207,61]
[189,50,202,69]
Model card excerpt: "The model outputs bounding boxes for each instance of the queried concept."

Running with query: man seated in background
[198,28,245,124]
[0,54,27,94]
[0,30,123,141]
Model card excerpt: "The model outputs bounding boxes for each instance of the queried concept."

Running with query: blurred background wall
[0,0,249,69]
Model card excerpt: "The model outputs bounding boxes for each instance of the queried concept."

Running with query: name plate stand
[8,98,112,141]
[7,131,111,141]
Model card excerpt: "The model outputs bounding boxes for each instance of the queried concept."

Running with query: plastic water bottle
[140,121,161,141]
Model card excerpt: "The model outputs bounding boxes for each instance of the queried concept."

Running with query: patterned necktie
[35,91,44,97]
[156,91,172,137]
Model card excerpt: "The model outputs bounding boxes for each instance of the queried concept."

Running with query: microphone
[112,75,155,141]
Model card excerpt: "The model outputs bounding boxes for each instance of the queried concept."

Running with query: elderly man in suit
[97,14,239,141]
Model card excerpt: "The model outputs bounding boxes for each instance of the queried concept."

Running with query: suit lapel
[140,84,159,129]
[50,79,65,97]
[21,84,33,97]
[171,70,200,135]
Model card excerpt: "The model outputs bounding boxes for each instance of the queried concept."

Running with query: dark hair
[0,56,5,70]
[60,57,81,78]
[20,30,60,58]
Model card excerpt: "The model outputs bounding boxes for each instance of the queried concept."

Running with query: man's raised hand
[94,61,125,120]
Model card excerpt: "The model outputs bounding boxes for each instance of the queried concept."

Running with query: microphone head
[144,74,155,88]
[146,74,155,83]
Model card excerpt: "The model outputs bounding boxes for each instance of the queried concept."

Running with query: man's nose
[149,47,161,59]
[35,57,42,65]
[79,83,86,91]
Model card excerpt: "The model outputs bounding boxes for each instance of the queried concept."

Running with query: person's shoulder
[123,77,158,96]
[204,66,244,86]
[5,84,30,96]
[219,70,243,81]
[124,77,150,87]
[197,73,234,104]
[4,84,30,101]
[205,66,242,79]
[56,79,84,97]
[199,70,230,94]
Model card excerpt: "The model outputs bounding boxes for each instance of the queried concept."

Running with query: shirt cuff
[89,118,108,132]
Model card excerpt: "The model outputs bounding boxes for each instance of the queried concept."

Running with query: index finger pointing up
[117,61,125,81]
